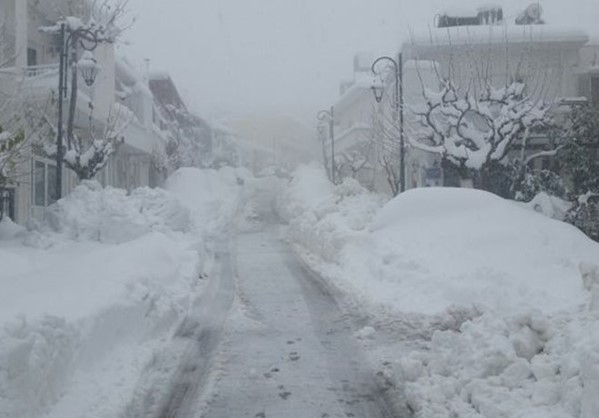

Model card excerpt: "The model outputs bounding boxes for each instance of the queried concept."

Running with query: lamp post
[371,53,405,193]
[317,107,335,184]
[55,23,101,199]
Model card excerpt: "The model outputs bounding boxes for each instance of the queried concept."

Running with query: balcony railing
[25,63,59,78]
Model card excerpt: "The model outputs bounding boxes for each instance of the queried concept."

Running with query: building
[328,54,441,194]
[149,72,212,171]
[330,4,597,195]
[0,0,167,225]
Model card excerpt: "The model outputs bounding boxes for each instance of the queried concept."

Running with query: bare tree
[370,102,402,196]
[409,72,552,191]
[43,103,131,180]
[336,147,371,181]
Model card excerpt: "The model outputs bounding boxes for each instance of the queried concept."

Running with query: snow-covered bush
[516,169,569,202]
[522,192,573,221]
[43,180,191,243]
[566,194,599,242]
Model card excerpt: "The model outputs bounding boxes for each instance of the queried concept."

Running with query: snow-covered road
[122,184,400,417]
[199,226,396,417]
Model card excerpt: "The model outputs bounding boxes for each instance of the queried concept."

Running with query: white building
[330,6,597,194]
[0,0,166,225]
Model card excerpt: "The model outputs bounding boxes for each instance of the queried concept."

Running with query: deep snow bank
[365,187,597,315]
[44,180,191,244]
[278,164,388,262]
[0,233,201,418]
[165,166,250,234]
[279,165,599,418]
[0,167,249,418]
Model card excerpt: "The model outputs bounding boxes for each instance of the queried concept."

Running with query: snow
[521,192,573,221]
[276,163,335,222]
[0,167,248,418]
[407,24,590,48]
[42,180,191,244]
[279,165,599,418]
[164,166,249,234]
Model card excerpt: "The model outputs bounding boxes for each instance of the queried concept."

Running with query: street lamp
[317,107,335,184]
[371,53,405,194]
[55,23,101,200]
[77,51,101,87]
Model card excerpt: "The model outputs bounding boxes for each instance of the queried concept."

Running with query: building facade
[330,6,597,195]
[0,0,167,225]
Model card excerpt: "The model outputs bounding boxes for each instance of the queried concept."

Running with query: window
[592,77,599,108]
[27,47,37,66]
[34,161,46,206]
[0,188,15,221]
[33,160,58,207]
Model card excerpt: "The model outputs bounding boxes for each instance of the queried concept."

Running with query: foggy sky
[122,0,599,122]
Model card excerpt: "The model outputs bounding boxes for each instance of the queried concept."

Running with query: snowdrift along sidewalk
[0,167,248,418]
[278,164,599,418]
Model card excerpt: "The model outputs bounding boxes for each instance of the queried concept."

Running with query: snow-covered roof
[404,60,439,71]
[149,71,170,81]
[115,55,152,99]
[405,25,589,50]
[440,3,501,16]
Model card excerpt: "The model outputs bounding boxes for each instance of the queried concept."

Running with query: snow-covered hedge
[44,181,191,243]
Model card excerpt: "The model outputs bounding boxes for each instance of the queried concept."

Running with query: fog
[123,0,599,122]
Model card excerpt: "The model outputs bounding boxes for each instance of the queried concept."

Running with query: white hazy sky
[122,0,599,122]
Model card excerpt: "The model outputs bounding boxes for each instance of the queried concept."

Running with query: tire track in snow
[121,238,236,418]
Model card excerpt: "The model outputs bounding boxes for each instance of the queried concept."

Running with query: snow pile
[361,188,596,315]
[277,164,335,222]
[396,306,599,418]
[165,166,249,234]
[280,172,599,417]
[0,217,25,240]
[0,167,250,418]
[278,165,387,262]
[522,192,573,221]
[0,232,202,418]
[44,180,191,243]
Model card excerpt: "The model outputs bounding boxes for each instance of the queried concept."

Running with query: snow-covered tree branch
[164,106,212,171]
[411,81,550,168]
[371,102,402,195]
[410,78,552,190]
[44,103,131,180]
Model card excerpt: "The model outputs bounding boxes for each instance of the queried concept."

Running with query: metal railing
[25,63,59,78]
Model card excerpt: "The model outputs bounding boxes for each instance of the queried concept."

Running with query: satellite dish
[526,3,543,21]
[516,3,545,25]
